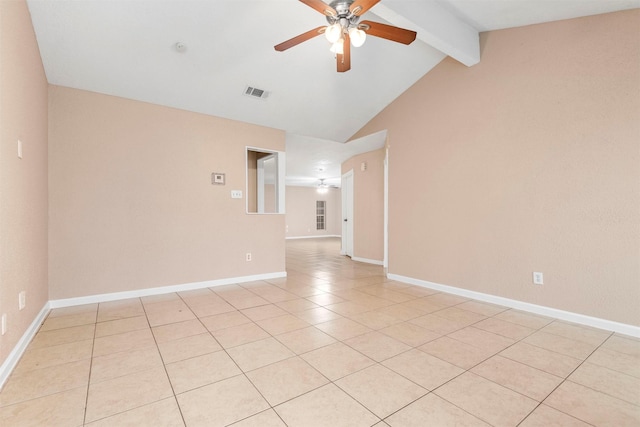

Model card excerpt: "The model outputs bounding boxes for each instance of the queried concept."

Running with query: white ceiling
[27,0,639,186]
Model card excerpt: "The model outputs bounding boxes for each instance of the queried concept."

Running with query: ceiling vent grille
[243,86,270,100]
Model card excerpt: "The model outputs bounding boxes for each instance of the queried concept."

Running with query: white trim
[351,256,384,266]
[388,273,640,338]
[0,303,50,390]
[49,272,287,309]
[286,235,341,240]
[383,145,389,271]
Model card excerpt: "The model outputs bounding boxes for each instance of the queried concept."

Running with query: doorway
[341,169,354,257]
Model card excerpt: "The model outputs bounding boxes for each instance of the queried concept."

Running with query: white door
[341,170,354,257]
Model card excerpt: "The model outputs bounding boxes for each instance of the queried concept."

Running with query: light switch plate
[231,190,242,199]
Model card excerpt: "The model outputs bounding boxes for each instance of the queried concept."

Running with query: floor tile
[85,366,173,423]
[418,336,494,369]
[386,393,490,427]
[145,304,196,327]
[455,300,508,316]
[305,293,345,306]
[434,372,538,427]
[40,311,97,331]
[568,362,640,405]
[586,346,640,378]
[92,329,156,358]
[349,310,403,330]
[97,299,145,322]
[28,324,95,349]
[95,315,148,338]
[382,348,464,390]
[0,386,87,427]
[275,298,320,313]
[241,304,288,321]
[315,317,372,340]
[229,409,286,427]
[151,318,208,343]
[157,332,221,363]
[523,331,598,360]
[499,341,582,378]
[177,374,269,427]
[274,326,336,354]
[470,355,563,401]
[211,322,270,348]
[294,306,342,324]
[189,301,236,318]
[494,310,553,330]
[85,397,185,426]
[446,326,515,353]
[601,334,640,357]
[473,317,535,340]
[336,364,427,418]
[227,337,295,372]
[0,359,90,406]
[13,339,93,374]
[166,350,241,393]
[375,304,425,321]
[379,321,441,347]
[48,303,98,318]
[409,314,473,334]
[274,383,379,427]
[541,321,612,346]
[90,346,163,384]
[302,342,375,381]
[246,357,329,405]
[256,314,310,335]
[200,310,251,332]
[518,404,592,427]
[544,380,640,426]
[344,331,411,362]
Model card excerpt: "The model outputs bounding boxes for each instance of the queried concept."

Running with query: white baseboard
[388,273,640,338]
[49,271,288,309]
[285,235,341,240]
[351,256,384,266]
[0,302,50,390]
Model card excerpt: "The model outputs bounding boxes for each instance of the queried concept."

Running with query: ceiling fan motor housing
[326,0,361,28]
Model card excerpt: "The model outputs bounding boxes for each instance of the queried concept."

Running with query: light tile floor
[1,238,639,426]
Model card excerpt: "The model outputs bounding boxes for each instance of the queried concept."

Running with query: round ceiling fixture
[174,42,187,53]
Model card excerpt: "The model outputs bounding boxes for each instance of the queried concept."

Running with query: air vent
[243,86,270,100]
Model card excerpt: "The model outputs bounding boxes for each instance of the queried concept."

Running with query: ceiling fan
[274,0,417,72]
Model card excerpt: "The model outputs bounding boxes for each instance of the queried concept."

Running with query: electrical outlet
[1,314,6,335]
[246,252,252,262]
[533,272,544,285]
[19,291,26,310]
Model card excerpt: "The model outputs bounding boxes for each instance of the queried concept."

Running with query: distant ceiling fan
[274,0,417,72]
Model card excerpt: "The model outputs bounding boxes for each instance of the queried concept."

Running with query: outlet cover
[19,291,26,310]
[246,252,252,262]
[1,314,6,335]
[533,272,544,285]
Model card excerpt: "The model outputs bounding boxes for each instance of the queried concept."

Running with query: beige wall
[48,86,286,299]
[0,0,49,365]
[353,10,640,325]
[342,148,385,262]
[286,186,341,238]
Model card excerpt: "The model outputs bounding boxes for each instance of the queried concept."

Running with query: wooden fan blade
[274,26,326,52]
[359,20,417,45]
[337,33,351,72]
[300,0,337,17]
[349,0,380,16]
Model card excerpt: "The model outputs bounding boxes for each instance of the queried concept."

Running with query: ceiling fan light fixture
[348,27,366,47]
[330,39,344,55]
[325,23,342,43]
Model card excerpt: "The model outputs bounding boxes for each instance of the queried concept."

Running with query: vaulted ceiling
[27,0,639,185]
